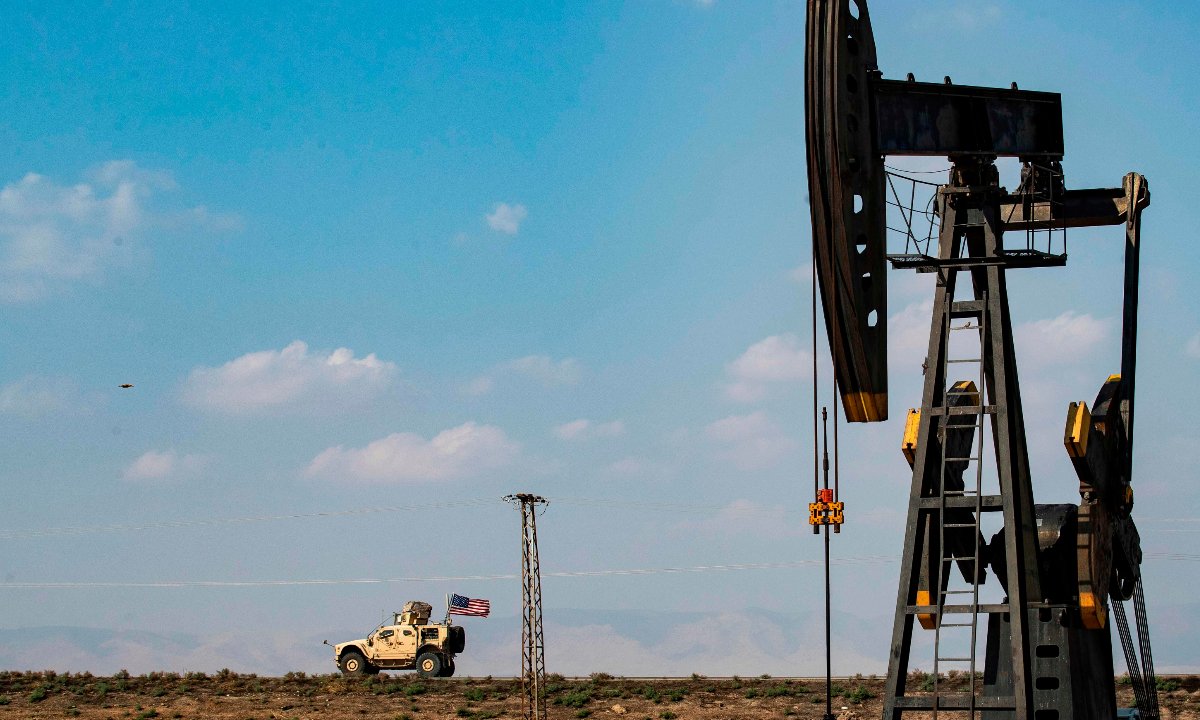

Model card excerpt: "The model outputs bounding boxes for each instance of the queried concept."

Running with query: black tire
[416,652,443,678]
[340,650,367,676]
[440,659,456,678]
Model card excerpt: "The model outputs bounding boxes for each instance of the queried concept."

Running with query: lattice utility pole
[504,494,548,720]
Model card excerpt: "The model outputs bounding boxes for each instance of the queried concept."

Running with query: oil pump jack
[803,2,1157,720]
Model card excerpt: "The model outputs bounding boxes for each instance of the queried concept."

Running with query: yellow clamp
[808,501,845,526]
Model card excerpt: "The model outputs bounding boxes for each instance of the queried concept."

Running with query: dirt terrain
[0,671,1195,720]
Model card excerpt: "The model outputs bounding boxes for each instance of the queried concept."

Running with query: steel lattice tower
[505,494,547,720]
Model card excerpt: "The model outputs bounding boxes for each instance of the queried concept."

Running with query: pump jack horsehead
[803,2,1157,720]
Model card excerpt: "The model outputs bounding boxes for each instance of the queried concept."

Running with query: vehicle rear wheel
[340,650,367,676]
[440,659,456,678]
[416,652,443,677]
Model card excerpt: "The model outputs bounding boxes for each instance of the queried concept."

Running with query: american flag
[449,593,490,617]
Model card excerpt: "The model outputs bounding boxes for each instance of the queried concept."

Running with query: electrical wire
[544,497,799,515]
[5,497,1197,541]
[0,556,903,589]
[0,496,811,541]
[1143,552,1200,561]
[0,498,504,540]
[2,552,1194,590]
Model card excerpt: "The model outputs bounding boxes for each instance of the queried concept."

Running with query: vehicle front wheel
[416,652,443,677]
[439,658,456,678]
[340,650,368,676]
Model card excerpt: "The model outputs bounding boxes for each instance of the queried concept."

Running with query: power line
[0,498,504,540]
[0,552,1193,589]
[546,497,800,515]
[0,555,902,589]
[0,496,803,541]
[3,496,1196,542]
[1144,552,1200,562]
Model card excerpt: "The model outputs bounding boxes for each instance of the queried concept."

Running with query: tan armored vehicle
[328,601,466,677]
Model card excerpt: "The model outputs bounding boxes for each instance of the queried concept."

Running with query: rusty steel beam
[872,79,1064,157]
[998,183,1150,231]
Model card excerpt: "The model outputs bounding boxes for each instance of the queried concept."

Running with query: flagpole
[445,593,451,624]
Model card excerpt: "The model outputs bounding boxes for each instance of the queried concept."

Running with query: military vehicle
[327,601,466,677]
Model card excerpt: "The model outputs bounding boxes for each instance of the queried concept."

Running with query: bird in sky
[118,384,133,389]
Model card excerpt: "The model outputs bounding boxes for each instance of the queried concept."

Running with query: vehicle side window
[379,629,394,638]
[403,630,413,636]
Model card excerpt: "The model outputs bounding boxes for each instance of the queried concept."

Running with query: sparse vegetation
[555,690,593,708]
[0,670,1176,719]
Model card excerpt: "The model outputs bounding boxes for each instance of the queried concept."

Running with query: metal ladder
[931,276,990,720]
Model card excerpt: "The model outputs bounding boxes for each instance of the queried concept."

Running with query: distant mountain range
[0,605,1192,676]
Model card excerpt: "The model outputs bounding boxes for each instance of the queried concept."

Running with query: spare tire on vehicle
[446,626,466,654]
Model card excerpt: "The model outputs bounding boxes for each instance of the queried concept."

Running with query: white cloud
[594,420,625,436]
[554,419,590,440]
[305,422,518,483]
[705,411,797,471]
[459,376,495,396]
[787,262,812,284]
[1014,311,1113,367]
[0,162,237,303]
[725,333,811,401]
[485,203,527,235]
[122,450,207,482]
[951,4,1001,29]
[1186,333,1200,359]
[609,457,641,474]
[0,377,67,417]
[553,418,624,441]
[888,299,934,376]
[508,355,580,386]
[906,4,1001,33]
[464,355,581,395]
[0,376,102,418]
[181,341,398,414]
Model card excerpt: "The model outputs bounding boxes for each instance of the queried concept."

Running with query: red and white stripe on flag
[449,593,490,617]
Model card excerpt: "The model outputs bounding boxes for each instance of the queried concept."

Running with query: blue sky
[1,0,1198,675]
